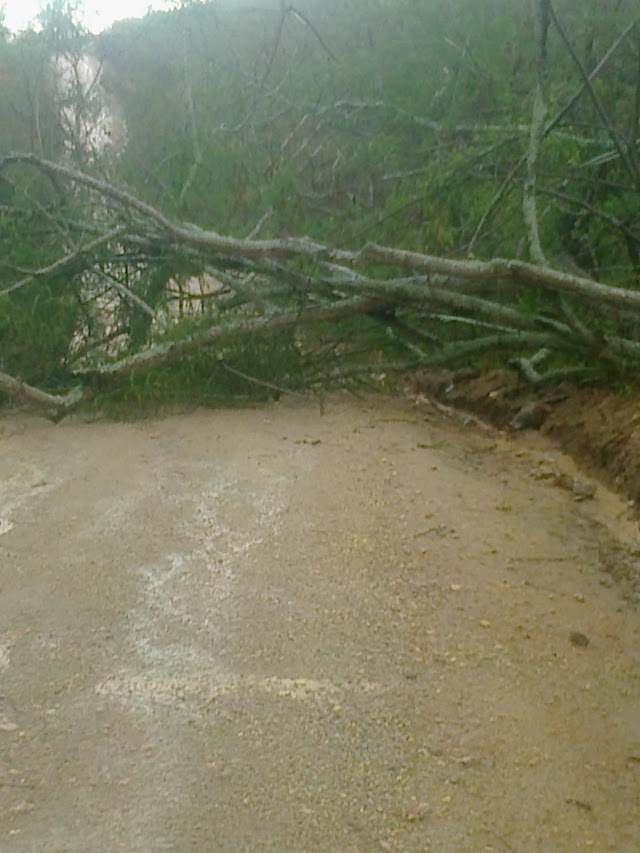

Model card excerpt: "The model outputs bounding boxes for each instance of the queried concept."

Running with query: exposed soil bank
[0,396,639,851]
[408,369,640,575]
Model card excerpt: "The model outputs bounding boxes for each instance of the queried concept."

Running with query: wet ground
[0,395,639,851]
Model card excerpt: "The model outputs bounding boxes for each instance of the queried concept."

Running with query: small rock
[572,479,596,501]
[10,801,33,815]
[565,797,593,812]
[569,631,590,648]
[554,474,596,501]
[529,465,556,481]
[426,737,444,756]
[510,401,551,431]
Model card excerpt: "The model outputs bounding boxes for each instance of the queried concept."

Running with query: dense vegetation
[0,0,639,416]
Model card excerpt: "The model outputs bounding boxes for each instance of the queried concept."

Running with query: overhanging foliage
[0,0,639,417]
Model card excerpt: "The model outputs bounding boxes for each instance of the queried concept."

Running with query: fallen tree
[1,151,640,420]
[1,2,638,419]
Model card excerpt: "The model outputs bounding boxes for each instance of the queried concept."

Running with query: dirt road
[0,396,639,851]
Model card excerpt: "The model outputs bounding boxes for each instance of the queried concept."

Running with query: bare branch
[468,15,639,254]
[548,3,640,187]
[95,268,158,320]
[0,370,86,417]
[260,1,289,89]
[547,16,638,136]
[221,363,306,398]
[523,0,550,265]
[428,331,576,366]
[178,27,203,210]
[75,296,380,382]
[0,153,338,260]
[358,243,640,312]
[289,7,337,62]
[0,226,126,297]
[246,207,274,240]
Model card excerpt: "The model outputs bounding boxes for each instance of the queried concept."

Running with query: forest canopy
[0,0,639,417]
